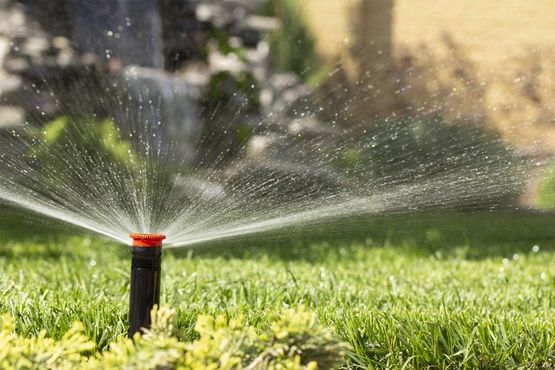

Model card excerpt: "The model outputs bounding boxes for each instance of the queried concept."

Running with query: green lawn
[1,211,555,369]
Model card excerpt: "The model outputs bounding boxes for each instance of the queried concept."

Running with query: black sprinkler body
[128,233,166,337]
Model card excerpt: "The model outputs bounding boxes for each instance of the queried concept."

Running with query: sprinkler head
[129,233,166,247]
[128,233,166,337]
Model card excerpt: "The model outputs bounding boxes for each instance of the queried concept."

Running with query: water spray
[128,233,166,337]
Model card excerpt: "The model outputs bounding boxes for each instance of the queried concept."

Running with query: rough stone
[121,66,203,163]
[3,57,29,73]
[288,117,339,138]
[241,15,280,33]
[72,0,164,68]
[247,133,279,157]
[21,36,49,57]
[263,73,311,113]
[0,105,24,128]
[0,74,21,95]
[0,0,319,175]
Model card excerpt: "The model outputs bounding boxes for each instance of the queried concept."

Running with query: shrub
[0,306,348,369]
[260,0,319,80]
[198,71,258,167]
[26,116,139,194]
[0,314,93,369]
[17,116,185,231]
[31,116,137,167]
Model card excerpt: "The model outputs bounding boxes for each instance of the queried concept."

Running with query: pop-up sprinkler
[128,233,166,337]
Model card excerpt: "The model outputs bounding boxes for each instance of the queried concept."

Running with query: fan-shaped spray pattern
[0,79,529,247]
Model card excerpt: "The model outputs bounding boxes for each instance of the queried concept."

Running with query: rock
[240,16,279,47]
[158,0,204,70]
[241,15,280,33]
[263,73,311,113]
[247,133,279,156]
[51,36,70,50]
[0,0,320,175]
[288,117,339,138]
[208,51,246,74]
[0,1,25,35]
[120,66,203,163]
[269,73,299,90]
[230,0,265,11]
[0,73,21,95]
[180,63,211,86]
[196,3,226,24]
[21,36,49,58]
[72,0,164,68]
[0,105,24,128]
[3,57,29,73]
[245,40,271,81]
[0,36,9,63]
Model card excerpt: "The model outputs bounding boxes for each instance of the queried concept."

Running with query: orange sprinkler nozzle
[130,233,166,247]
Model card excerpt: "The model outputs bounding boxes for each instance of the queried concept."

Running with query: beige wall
[393,0,555,69]
[298,0,555,153]
[298,0,392,74]
[296,0,359,60]
[299,0,555,74]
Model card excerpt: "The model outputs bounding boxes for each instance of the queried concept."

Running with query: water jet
[128,233,166,336]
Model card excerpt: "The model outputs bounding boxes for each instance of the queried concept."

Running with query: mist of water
[0,14,533,249]
[0,67,529,249]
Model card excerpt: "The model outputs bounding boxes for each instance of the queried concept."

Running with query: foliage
[537,159,555,209]
[0,305,347,369]
[203,71,259,110]
[210,28,247,60]
[0,314,93,369]
[2,211,555,368]
[17,116,185,226]
[199,71,258,167]
[262,307,348,369]
[27,116,139,195]
[31,116,136,167]
[261,0,320,80]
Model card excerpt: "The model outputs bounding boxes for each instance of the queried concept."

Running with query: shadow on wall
[317,5,487,130]
[347,0,486,124]
[348,0,395,119]
[310,0,555,158]
[312,0,395,125]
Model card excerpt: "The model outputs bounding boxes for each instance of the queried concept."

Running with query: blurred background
[1,0,555,212]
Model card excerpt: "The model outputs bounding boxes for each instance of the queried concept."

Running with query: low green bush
[31,116,137,168]
[25,116,139,198]
[260,0,320,81]
[0,306,348,370]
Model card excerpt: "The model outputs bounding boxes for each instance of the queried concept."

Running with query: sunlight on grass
[1,211,555,368]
